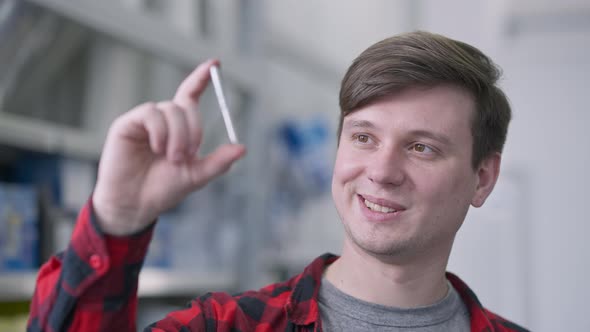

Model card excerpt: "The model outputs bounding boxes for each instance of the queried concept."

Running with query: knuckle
[171,101,185,111]
[138,101,158,113]
[143,101,157,109]
[161,103,185,119]
[156,101,172,112]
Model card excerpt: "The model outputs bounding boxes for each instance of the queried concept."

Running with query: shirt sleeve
[27,198,155,332]
[144,292,243,331]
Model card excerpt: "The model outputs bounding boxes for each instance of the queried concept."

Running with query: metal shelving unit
[0,113,101,159]
[138,269,236,298]
[0,269,236,301]
[0,272,38,302]
[0,0,268,303]
[0,0,262,159]
[26,0,259,91]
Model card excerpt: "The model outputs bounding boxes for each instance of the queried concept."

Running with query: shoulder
[179,271,302,330]
[483,308,530,332]
[446,272,530,332]
[218,274,300,316]
[189,254,337,329]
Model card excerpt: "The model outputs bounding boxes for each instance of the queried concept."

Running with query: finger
[115,102,168,154]
[178,101,203,155]
[156,101,191,163]
[173,59,219,111]
[191,144,246,185]
[141,103,168,154]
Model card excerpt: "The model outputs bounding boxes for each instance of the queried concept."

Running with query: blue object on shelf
[277,117,332,194]
[0,182,39,271]
[11,152,62,205]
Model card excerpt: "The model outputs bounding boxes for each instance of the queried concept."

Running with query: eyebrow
[343,120,453,146]
[343,119,377,131]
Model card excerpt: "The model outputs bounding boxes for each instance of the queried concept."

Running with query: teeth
[364,199,396,213]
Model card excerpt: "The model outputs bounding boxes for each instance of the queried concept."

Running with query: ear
[471,152,501,208]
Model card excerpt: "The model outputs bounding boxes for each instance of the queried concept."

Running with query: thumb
[193,144,246,183]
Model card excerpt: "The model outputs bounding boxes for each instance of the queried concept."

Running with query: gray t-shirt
[319,278,470,331]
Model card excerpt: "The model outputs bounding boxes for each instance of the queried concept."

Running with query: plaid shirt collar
[284,253,494,329]
[285,253,338,326]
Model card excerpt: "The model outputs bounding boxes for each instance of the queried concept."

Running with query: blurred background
[0,0,588,330]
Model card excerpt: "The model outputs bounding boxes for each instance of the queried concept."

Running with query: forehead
[343,85,475,138]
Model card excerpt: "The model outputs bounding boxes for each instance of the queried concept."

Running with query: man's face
[332,85,497,260]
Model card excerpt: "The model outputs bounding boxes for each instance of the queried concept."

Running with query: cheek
[423,167,477,208]
[411,162,473,199]
[332,148,364,186]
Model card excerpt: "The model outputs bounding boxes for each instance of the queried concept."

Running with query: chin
[362,243,410,257]
[347,231,413,257]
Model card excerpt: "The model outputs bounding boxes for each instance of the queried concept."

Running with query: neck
[325,240,452,308]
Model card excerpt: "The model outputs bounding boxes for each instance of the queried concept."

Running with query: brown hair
[338,31,511,168]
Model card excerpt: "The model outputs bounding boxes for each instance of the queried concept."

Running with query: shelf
[139,268,236,298]
[26,0,260,92]
[0,271,38,302]
[0,112,101,159]
[0,269,235,301]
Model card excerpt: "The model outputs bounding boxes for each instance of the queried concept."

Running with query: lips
[364,199,396,213]
[357,194,406,222]
[359,194,406,211]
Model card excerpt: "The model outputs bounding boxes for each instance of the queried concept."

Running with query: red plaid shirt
[28,200,529,331]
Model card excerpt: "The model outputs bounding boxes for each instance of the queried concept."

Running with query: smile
[357,195,405,223]
[364,199,397,213]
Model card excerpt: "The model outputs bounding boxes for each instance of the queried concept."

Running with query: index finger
[173,59,220,110]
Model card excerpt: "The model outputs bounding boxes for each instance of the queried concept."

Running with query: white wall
[266,0,414,73]
[500,32,590,331]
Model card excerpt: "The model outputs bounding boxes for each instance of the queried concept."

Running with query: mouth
[363,198,397,213]
[358,194,406,216]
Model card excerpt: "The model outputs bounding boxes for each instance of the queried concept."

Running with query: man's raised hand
[92,60,246,235]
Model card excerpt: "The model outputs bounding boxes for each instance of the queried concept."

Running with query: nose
[366,147,406,187]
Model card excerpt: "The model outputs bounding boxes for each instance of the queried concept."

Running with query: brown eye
[356,134,369,143]
[411,143,434,154]
[414,143,426,152]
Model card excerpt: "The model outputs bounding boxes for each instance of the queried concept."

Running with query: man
[28,31,528,331]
